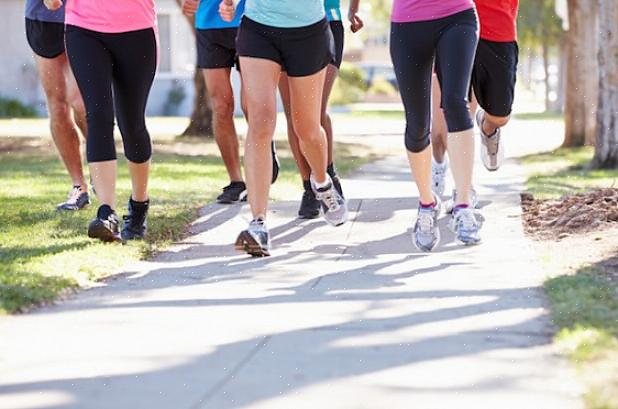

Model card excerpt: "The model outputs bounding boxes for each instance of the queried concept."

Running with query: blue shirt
[25,0,65,23]
[196,0,246,30]
[245,0,325,28]
[325,0,342,22]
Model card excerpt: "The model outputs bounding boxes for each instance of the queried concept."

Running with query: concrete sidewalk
[0,144,581,408]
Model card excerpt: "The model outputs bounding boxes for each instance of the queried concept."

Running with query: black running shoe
[271,141,280,184]
[121,198,149,241]
[217,182,247,204]
[298,189,320,219]
[57,186,90,211]
[235,219,270,257]
[88,205,120,242]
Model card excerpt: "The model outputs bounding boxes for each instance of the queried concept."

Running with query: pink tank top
[392,0,474,23]
[66,0,156,33]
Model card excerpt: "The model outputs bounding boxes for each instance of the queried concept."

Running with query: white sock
[312,175,332,190]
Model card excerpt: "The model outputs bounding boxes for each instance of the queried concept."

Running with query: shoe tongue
[97,205,115,220]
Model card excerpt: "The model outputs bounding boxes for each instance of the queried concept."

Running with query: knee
[211,94,235,119]
[47,95,71,122]
[442,95,473,132]
[120,127,152,164]
[247,105,276,144]
[485,113,510,128]
[292,116,322,144]
[405,124,431,153]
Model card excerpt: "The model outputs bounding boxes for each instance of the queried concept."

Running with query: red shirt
[474,0,519,42]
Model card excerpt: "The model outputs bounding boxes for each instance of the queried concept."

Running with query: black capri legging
[65,25,157,163]
[390,9,478,153]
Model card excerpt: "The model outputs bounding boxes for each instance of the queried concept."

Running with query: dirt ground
[521,188,618,283]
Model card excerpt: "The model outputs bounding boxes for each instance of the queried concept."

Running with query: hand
[182,0,199,17]
[349,13,364,33]
[44,0,63,11]
[219,0,236,22]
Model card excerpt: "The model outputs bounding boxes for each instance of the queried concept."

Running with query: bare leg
[204,68,243,183]
[239,57,280,220]
[36,53,87,191]
[481,112,510,136]
[127,160,150,202]
[288,68,328,184]
[430,74,448,164]
[278,73,311,181]
[407,145,435,205]
[89,160,117,208]
[321,64,339,165]
[447,129,475,206]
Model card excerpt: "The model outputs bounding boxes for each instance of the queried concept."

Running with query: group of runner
[27,0,518,256]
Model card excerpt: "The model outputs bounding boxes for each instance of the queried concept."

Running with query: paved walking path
[0,122,582,409]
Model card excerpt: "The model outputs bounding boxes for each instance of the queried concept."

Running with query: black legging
[65,25,157,163]
[390,9,478,153]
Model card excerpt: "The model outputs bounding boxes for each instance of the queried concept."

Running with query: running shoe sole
[88,220,121,243]
[235,231,270,257]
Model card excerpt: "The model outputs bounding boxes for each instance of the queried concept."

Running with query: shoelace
[65,187,83,205]
[417,209,435,233]
[456,210,478,231]
[318,189,340,212]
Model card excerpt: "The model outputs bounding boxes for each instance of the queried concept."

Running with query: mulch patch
[521,188,618,240]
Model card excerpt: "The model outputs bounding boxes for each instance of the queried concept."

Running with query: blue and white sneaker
[235,218,270,257]
[312,176,348,227]
[449,207,483,246]
[412,195,442,252]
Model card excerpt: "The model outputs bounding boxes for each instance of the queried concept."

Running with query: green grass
[546,269,618,409]
[523,146,618,408]
[345,110,405,120]
[513,111,564,121]
[521,147,618,199]
[0,137,377,314]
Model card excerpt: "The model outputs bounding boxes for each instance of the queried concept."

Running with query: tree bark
[174,0,213,137]
[592,0,618,168]
[542,41,551,112]
[563,0,598,147]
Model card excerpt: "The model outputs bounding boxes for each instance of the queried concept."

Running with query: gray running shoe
[235,218,270,257]
[57,186,90,211]
[412,196,442,252]
[431,157,448,198]
[476,109,504,171]
[446,189,480,213]
[449,207,483,246]
[312,176,348,227]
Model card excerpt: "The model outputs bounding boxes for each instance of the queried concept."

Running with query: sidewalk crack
[190,336,272,408]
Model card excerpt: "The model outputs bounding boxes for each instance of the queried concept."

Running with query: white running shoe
[431,156,449,198]
[412,195,442,252]
[449,207,483,246]
[235,218,271,257]
[476,109,504,172]
[311,176,348,227]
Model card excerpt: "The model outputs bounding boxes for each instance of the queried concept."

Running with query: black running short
[25,18,65,59]
[330,20,344,69]
[471,39,519,117]
[196,28,238,69]
[236,17,335,77]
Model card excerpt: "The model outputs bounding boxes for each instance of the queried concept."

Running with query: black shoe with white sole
[235,218,270,257]
[88,205,120,242]
[217,182,247,204]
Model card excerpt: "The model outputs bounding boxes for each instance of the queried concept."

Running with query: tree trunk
[563,0,598,147]
[542,41,551,112]
[592,0,618,168]
[174,0,213,137]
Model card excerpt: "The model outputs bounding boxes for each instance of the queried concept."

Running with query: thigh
[35,53,69,104]
[390,22,434,132]
[65,27,114,116]
[109,29,158,131]
[435,18,478,104]
[288,67,327,126]
[204,68,234,101]
[239,57,281,130]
